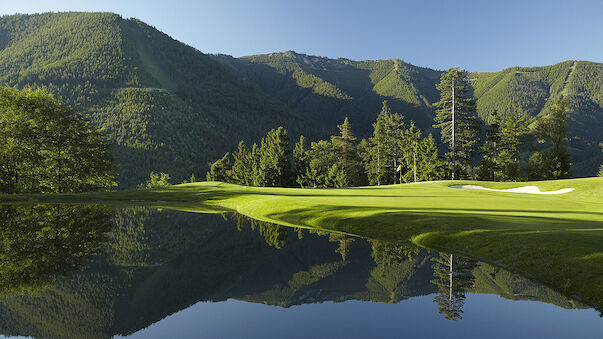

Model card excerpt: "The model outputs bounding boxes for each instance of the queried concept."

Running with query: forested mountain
[0,12,601,187]
[214,53,603,176]
[0,12,321,187]
[213,51,441,136]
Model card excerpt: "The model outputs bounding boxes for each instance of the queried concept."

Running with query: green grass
[1,177,602,311]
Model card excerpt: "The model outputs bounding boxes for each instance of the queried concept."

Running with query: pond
[0,204,600,339]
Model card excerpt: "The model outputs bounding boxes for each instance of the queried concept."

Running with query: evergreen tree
[257,127,292,187]
[206,153,231,182]
[417,134,446,181]
[477,110,501,181]
[534,99,572,179]
[229,141,252,185]
[331,117,361,186]
[497,111,529,181]
[366,101,406,185]
[433,68,482,179]
[399,123,422,183]
[293,136,309,187]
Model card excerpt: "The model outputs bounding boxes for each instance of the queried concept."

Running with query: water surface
[0,205,600,338]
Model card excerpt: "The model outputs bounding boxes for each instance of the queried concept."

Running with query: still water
[0,204,600,338]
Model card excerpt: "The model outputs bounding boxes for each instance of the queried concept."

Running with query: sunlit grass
[1,177,602,310]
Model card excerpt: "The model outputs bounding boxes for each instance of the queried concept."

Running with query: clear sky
[1,0,601,71]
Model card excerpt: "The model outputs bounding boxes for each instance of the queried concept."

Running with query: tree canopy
[0,86,116,193]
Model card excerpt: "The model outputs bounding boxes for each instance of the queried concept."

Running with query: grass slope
[2,177,602,311]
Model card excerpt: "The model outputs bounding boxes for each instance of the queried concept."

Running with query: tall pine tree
[331,117,361,186]
[433,68,481,179]
[365,101,406,185]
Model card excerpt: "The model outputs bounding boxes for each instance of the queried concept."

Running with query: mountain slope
[216,52,603,175]
[0,12,323,187]
[0,12,601,182]
[213,51,441,136]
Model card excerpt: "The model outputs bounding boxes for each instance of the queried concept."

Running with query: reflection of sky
[117,294,602,339]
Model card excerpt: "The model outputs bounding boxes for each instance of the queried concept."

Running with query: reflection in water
[0,206,597,339]
[0,204,112,294]
[430,253,478,321]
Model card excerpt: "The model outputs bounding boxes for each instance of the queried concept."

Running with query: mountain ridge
[0,12,601,184]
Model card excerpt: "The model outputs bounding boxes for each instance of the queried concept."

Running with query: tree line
[207,68,576,187]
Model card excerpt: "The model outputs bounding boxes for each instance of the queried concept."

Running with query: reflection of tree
[0,204,113,293]
[430,253,478,321]
[328,233,355,262]
[370,240,420,265]
[230,213,289,249]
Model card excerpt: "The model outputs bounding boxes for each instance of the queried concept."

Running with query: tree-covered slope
[0,12,320,187]
[215,52,603,176]
[213,51,441,136]
[1,12,601,182]
[471,61,603,175]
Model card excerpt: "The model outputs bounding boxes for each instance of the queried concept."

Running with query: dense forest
[208,68,575,187]
[0,12,601,188]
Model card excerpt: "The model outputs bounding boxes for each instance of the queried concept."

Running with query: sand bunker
[449,185,574,195]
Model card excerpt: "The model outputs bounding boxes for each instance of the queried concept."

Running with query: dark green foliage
[533,99,572,179]
[0,86,115,193]
[293,136,309,187]
[477,110,501,181]
[258,127,292,187]
[214,51,439,138]
[229,141,253,185]
[206,153,231,182]
[398,125,446,182]
[364,101,407,185]
[497,111,529,181]
[330,118,363,186]
[433,68,482,179]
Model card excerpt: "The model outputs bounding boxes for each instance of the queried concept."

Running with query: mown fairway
[2,177,602,311]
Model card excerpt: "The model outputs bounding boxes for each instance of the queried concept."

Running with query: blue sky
[1,0,601,71]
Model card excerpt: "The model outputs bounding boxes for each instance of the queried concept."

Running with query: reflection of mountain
[0,207,589,339]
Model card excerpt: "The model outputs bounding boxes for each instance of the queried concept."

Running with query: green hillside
[1,12,601,186]
[215,53,603,176]
[471,61,603,175]
[0,12,321,187]
[213,51,441,136]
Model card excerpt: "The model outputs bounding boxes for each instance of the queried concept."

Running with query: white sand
[449,185,574,195]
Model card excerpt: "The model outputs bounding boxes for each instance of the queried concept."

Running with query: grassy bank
[1,177,602,310]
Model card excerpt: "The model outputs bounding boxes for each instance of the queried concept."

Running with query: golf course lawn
[2,177,602,311]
